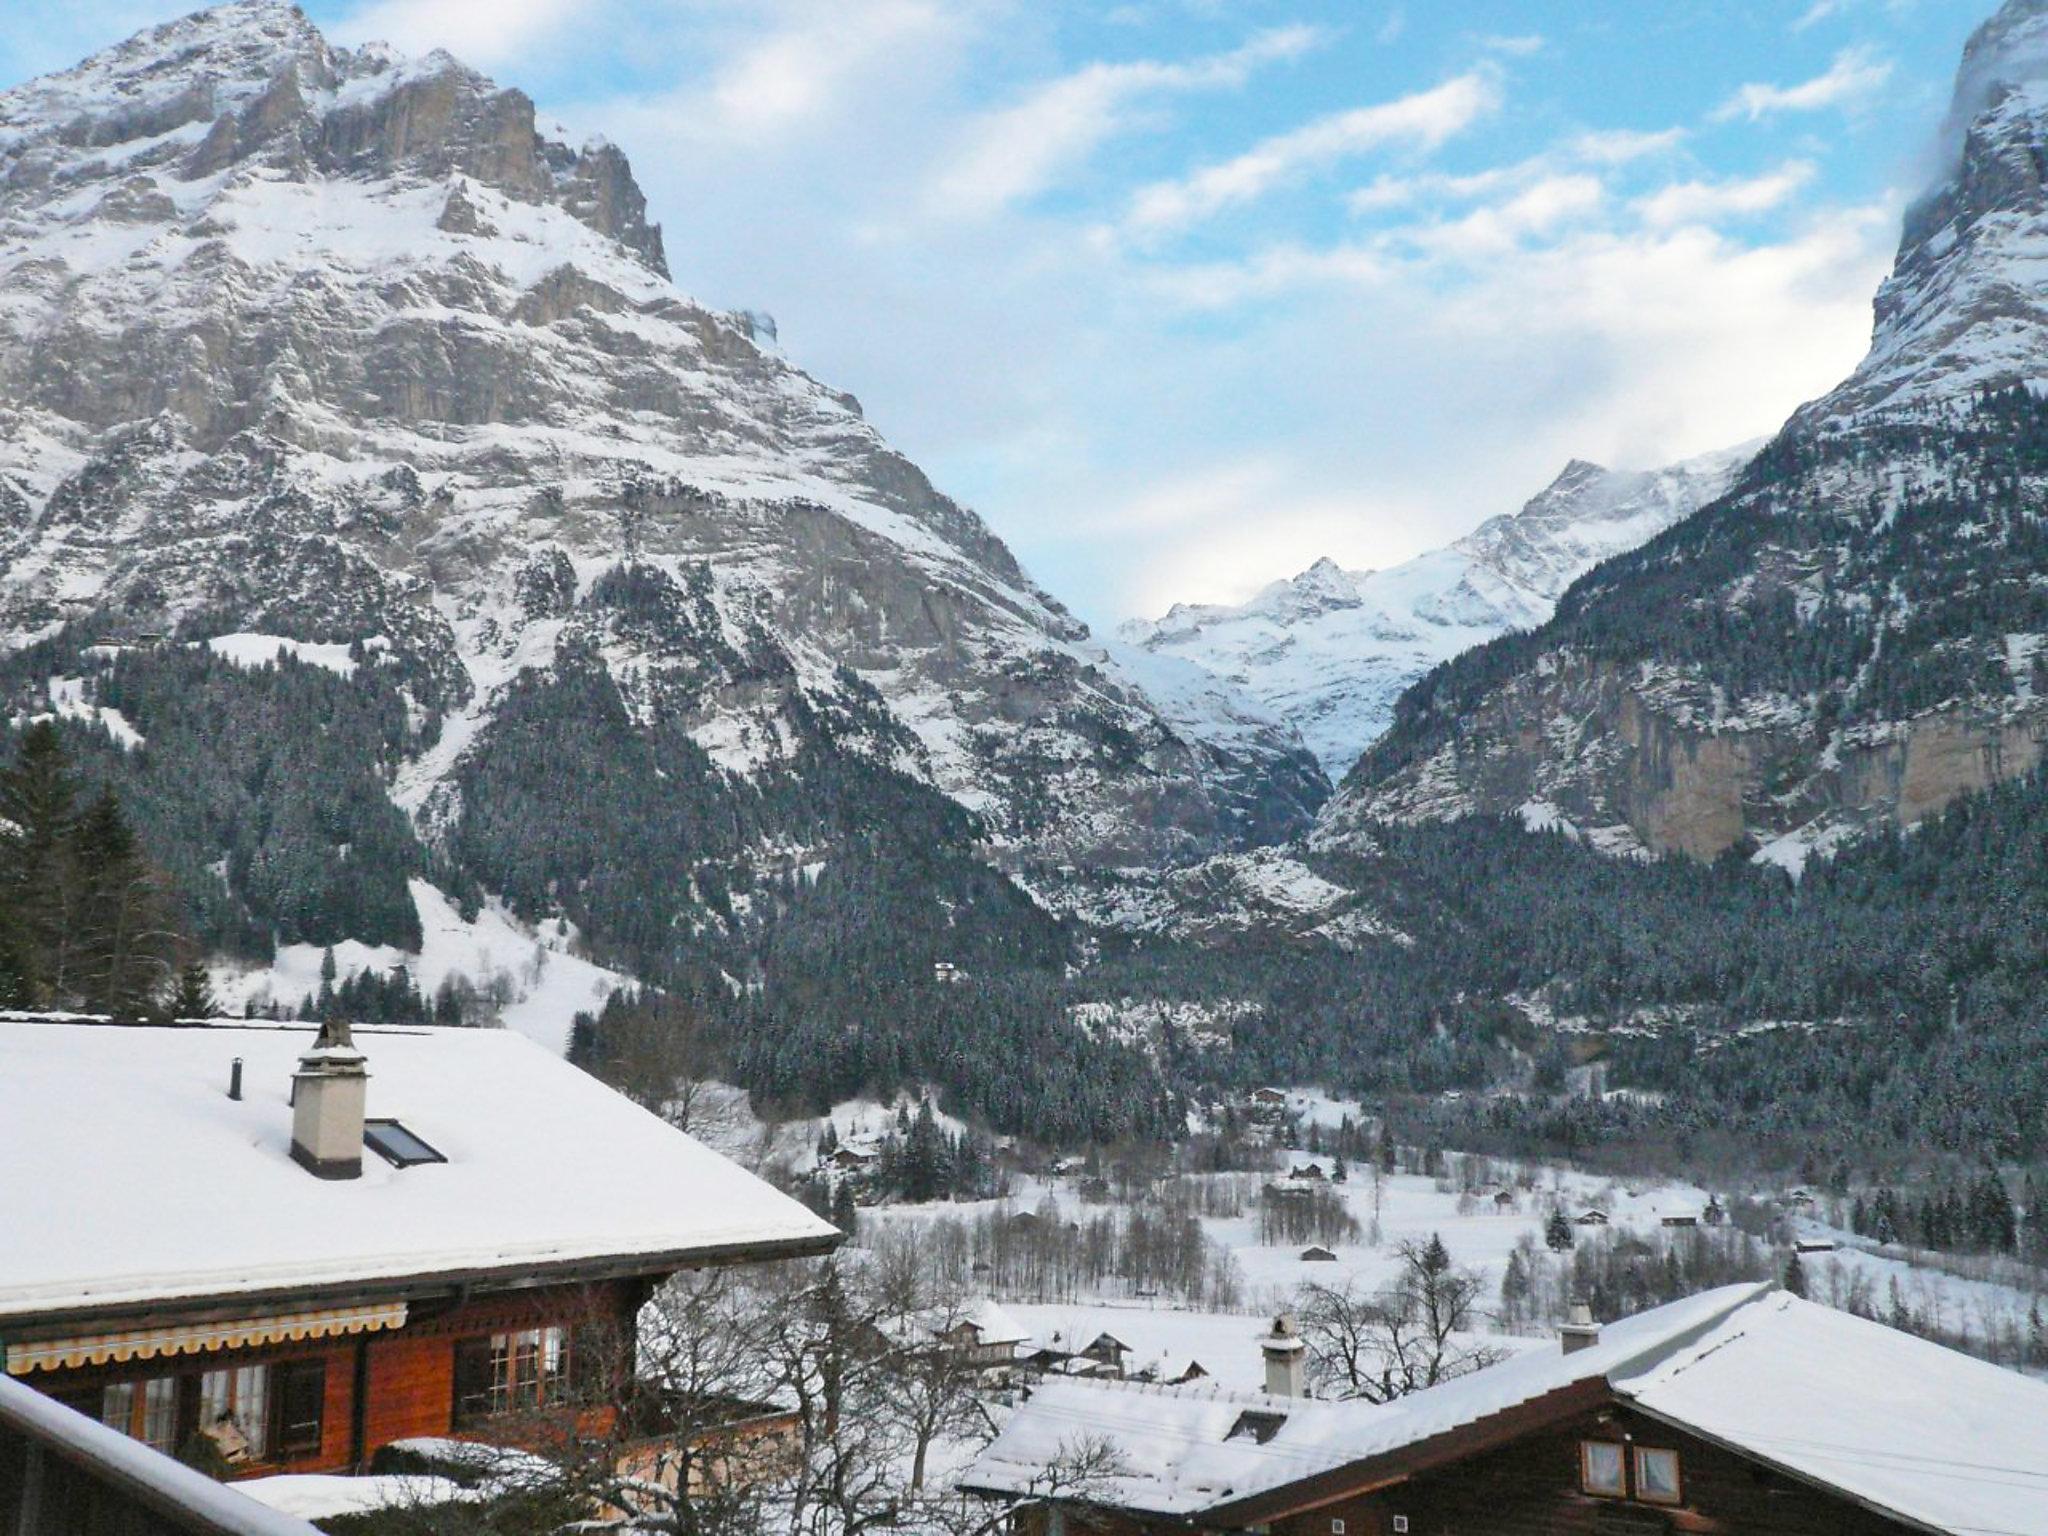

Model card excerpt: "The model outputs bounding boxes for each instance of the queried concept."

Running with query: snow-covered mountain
[1329,0,2048,867]
[1122,446,1754,778]
[0,2,1325,925]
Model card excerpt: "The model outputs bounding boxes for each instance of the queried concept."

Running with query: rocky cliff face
[1330,0,2048,869]
[1122,445,1751,778]
[0,0,1324,977]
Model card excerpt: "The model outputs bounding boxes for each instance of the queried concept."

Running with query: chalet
[1491,1190,1516,1211]
[1572,1209,1609,1227]
[1249,1089,1289,1109]
[1300,1247,1339,1263]
[1659,1212,1700,1228]
[1793,1238,1839,1255]
[0,1018,837,1502]
[924,1302,1030,1371]
[963,1283,2048,1536]
[828,1145,881,1173]
[1288,1162,1327,1183]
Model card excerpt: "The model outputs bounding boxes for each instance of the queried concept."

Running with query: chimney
[290,1020,368,1180]
[1560,1299,1601,1355]
[1262,1314,1306,1397]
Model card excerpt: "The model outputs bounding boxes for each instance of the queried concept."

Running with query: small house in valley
[963,1282,2048,1536]
[0,1017,838,1507]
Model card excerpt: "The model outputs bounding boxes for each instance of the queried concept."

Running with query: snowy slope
[1123,446,1755,777]
[0,0,1327,1020]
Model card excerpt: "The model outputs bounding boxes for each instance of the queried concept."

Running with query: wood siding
[21,1280,640,1480]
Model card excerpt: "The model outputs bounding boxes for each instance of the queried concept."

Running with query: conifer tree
[1545,1210,1575,1252]
[1782,1249,1807,1299]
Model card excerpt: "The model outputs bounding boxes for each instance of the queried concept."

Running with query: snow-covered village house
[963,1283,2048,1536]
[0,1017,838,1502]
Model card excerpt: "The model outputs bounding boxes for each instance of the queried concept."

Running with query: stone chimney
[291,1019,367,1180]
[1262,1314,1307,1397]
[1560,1299,1601,1355]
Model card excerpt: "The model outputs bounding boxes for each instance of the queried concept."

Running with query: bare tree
[1297,1235,1507,1402]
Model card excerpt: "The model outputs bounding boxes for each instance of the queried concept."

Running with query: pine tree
[69,788,175,1018]
[171,960,217,1020]
[829,1178,859,1238]
[1782,1249,1808,1299]
[1545,1210,1575,1252]
[0,722,79,1003]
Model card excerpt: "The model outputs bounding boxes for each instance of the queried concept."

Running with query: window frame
[198,1362,272,1462]
[452,1325,576,1427]
[1579,1439,1628,1498]
[1633,1444,1683,1506]
[270,1358,327,1460]
[363,1118,447,1168]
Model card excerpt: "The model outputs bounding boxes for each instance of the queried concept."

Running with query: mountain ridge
[1123,443,1755,777]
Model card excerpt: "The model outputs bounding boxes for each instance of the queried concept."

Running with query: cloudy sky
[0,0,1990,626]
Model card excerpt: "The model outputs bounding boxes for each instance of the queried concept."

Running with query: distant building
[1574,1209,1610,1226]
[1299,1246,1338,1263]
[1661,1212,1700,1229]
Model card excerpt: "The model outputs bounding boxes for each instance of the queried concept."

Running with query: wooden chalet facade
[965,1284,2048,1536]
[0,1018,839,1513]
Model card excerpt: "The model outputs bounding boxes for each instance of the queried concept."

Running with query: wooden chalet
[964,1283,2048,1536]
[0,1017,838,1509]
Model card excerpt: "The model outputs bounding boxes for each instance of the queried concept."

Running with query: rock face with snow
[1330,0,2048,864]
[0,0,1325,990]
[1123,447,1753,778]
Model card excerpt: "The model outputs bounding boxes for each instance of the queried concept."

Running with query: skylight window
[1225,1410,1287,1444]
[364,1119,445,1168]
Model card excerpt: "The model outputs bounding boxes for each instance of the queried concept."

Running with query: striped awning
[3,1301,408,1375]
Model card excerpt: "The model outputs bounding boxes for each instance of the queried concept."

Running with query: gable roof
[965,1283,2048,1534]
[0,1018,838,1326]
[1613,1291,2048,1536]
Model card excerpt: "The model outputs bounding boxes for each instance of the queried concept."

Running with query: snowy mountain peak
[1810,0,2048,424]
[0,0,1326,954]
[1125,443,1754,777]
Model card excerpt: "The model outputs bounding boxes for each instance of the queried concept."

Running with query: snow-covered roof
[965,1283,2048,1533]
[963,1299,1030,1348]
[1614,1291,2048,1536]
[0,1019,838,1323]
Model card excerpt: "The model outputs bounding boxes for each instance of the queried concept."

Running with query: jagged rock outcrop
[1329,0,2048,867]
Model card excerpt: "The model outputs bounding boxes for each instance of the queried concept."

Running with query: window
[1224,1410,1288,1444]
[100,1375,179,1453]
[1580,1440,1627,1497]
[199,1364,271,1462]
[453,1327,575,1425]
[1634,1446,1682,1505]
[364,1119,446,1167]
[272,1359,327,1458]
[1330,1520,1346,1535]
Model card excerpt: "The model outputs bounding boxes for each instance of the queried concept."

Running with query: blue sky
[0,0,1992,626]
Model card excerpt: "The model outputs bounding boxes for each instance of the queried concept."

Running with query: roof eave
[0,1228,842,1337]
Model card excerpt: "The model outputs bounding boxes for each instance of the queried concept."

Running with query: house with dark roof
[963,1283,2048,1536]
[0,1017,837,1500]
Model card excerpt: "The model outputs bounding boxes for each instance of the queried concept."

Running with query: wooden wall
[1267,1404,1913,1536]
[22,1278,640,1481]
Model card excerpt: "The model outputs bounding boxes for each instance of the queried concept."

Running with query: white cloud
[1124,72,1502,238]
[1377,8,1407,46]
[1568,127,1687,165]
[1792,0,1847,30]
[1712,46,1894,122]
[1478,34,1545,58]
[337,0,592,68]
[706,0,956,138]
[1636,162,1817,228]
[934,26,1321,216]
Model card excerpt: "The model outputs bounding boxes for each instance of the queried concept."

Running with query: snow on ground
[36,675,144,748]
[211,878,626,1054]
[237,1473,477,1520]
[204,632,383,677]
